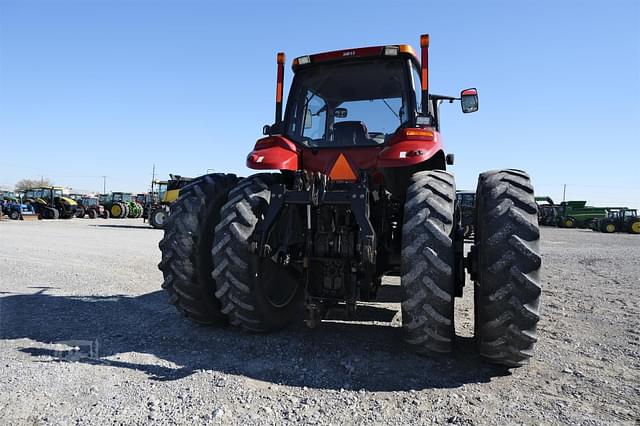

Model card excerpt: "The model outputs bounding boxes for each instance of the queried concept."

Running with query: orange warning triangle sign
[329,153,357,181]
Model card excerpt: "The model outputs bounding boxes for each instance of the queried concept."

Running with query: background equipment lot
[0,219,638,424]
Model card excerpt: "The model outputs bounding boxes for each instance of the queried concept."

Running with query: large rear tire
[75,207,85,218]
[158,173,239,324]
[212,174,303,332]
[110,203,123,219]
[87,208,97,219]
[400,170,457,355]
[474,169,542,367]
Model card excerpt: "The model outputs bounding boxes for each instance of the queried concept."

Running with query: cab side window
[301,91,327,142]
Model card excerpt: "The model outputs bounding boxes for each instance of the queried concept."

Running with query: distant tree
[15,178,53,191]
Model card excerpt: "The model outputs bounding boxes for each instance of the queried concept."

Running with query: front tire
[400,170,457,355]
[562,217,576,228]
[75,207,85,218]
[149,207,168,229]
[212,174,303,332]
[474,169,542,367]
[158,173,239,324]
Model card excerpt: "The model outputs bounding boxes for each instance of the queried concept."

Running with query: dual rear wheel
[399,169,541,366]
[158,170,542,367]
[110,202,128,219]
[158,173,301,329]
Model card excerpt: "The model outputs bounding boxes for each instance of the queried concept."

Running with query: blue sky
[1,0,638,207]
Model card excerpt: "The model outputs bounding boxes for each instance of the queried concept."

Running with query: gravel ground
[0,218,638,425]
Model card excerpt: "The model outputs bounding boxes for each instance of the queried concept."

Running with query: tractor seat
[332,121,370,145]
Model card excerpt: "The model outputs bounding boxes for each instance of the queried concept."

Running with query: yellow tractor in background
[147,175,192,229]
[23,187,78,219]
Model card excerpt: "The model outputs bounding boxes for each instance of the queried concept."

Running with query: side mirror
[304,109,313,129]
[262,125,271,135]
[334,108,348,119]
[460,88,479,113]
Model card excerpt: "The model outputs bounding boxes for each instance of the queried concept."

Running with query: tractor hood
[60,197,77,206]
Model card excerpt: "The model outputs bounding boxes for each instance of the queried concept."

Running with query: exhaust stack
[420,34,429,115]
[275,52,285,126]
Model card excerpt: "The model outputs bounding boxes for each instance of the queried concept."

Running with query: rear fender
[378,138,444,168]
[247,136,300,171]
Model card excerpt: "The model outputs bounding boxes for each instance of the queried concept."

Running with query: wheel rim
[606,224,615,233]
[259,259,298,308]
[154,210,166,225]
[565,219,573,227]
[111,205,121,217]
[631,221,640,234]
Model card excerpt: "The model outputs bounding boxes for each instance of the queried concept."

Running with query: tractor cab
[248,36,478,194]
[111,192,133,203]
[81,197,99,207]
[151,181,168,204]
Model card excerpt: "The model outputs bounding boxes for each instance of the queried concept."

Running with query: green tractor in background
[556,201,608,229]
[123,193,143,219]
[593,208,640,234]
[99,192,142,219]
[99,193,128,218]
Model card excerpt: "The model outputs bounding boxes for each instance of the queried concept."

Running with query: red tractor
[75,196,109,219]
[159,34,542,367]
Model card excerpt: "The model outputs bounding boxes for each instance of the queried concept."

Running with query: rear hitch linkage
[250,171,376,267]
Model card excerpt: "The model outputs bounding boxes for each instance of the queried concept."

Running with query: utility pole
[102,176,107,194]
[562,184,566,202]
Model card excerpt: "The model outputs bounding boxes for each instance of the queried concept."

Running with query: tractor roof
[291,44,419,72]
[30,186,64,191]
